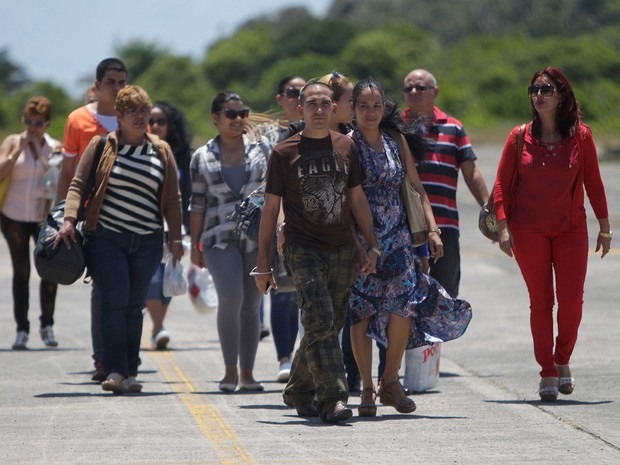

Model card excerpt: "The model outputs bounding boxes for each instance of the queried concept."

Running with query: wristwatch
[428,228,442,236]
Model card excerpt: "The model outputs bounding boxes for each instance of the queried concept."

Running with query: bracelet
[171,239,182,244]
[191,244,200,250]
[599,231,613,239]
[249,267,273,276]
[368,246,382,257]
[428,228,442,236]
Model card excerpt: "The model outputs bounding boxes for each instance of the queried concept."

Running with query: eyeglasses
[23,117,47,128]
[222,108,250,120]
[282,87,301,99]
[148,117,167,126]
[126,108,151,117]
[528,84,556,98]
[403,84,433,93]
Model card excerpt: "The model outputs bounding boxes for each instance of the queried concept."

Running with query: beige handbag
[479,124,526,242]
[392,131,429,247]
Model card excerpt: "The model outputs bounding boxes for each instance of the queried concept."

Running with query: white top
[89,102,118,133]
[2,133,61,222]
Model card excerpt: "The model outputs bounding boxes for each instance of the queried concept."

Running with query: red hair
[530,67,582,139]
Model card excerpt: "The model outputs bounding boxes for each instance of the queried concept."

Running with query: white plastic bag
[403,343,441,393]
[37,151,63,200]
[163,256,187,297]
[187,265,218,315]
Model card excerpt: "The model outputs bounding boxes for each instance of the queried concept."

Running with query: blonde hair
[23,96,52,121]
[115,85,152,114]
[318,71,351,101]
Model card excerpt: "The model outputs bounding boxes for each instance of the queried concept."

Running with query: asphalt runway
[1,144,619,464]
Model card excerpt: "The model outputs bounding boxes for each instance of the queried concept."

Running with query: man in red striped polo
[402,69,489,297]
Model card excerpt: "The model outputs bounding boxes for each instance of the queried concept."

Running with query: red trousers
[511,220,588,378]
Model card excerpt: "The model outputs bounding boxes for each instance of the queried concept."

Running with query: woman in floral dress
[348,77,472,417]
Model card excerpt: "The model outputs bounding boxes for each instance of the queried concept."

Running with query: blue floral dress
[348,128,472,349]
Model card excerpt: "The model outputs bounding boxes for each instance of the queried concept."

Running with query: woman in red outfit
[494,67,611,402]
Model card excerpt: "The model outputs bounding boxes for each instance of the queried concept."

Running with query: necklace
[534,139,574,168]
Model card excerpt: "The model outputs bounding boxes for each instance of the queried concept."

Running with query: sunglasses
[23,117,47,128]
[222,108,250,120]
[528,84,556,98]
[148,117,167,126]
[282,87,301,99]
[403,84,433,93]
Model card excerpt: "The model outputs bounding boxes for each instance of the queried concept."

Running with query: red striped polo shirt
[403,106,477,231]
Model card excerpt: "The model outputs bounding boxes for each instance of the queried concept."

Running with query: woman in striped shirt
[55,85,184,394]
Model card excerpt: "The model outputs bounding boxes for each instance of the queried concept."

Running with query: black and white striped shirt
[98,142,164,234]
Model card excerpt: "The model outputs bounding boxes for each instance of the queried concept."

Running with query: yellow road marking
[149,350,256,465]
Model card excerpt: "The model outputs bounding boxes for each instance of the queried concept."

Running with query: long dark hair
[277,75,304,95]
[352,77,426,162]
[153,101,192,164]
[530,67,582,139]
[211,91,244,114]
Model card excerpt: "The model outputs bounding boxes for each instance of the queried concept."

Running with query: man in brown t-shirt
[254,83,379,423]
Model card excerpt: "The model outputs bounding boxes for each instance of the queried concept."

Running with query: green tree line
[1,0,619,150]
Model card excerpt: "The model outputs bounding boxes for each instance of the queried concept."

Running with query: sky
[1,0,332,96]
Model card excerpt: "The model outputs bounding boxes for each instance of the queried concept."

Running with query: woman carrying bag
[347,78,472,417]
[0,96,61,350]
[494,67,611,402]
[54,85,183,394]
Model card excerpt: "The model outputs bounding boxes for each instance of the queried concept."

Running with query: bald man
[402,69,489,297]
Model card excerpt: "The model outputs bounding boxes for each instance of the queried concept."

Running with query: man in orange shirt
[56,58,127,381]
[56,58,127,199]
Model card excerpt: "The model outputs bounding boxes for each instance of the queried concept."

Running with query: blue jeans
[85,227,163,377]
[270,290,298,360]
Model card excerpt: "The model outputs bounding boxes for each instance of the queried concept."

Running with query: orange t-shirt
[62,105,113,160]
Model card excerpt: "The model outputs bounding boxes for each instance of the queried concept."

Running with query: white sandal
[539,377,559,402]
[556,364,575,395]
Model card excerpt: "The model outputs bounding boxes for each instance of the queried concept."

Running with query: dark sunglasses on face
[148,117,167,126]
[23,117,47,128]
[283,87,301,99]
[528,84,556,98]
[403,84,433,93]
[222,108,250,120]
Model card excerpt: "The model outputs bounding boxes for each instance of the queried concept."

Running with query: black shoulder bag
[33,136,107,285]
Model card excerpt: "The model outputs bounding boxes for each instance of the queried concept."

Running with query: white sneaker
[277,360,292,383]
[12,331,29,350]
[40,326,58,347]
[152,330,170,350]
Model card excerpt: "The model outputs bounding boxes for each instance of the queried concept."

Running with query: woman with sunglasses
[494,67,611,402]
[144,101,193,350]
[251,75,306,383]
[257,75,307,148]
[0,96,61,350]
[190,91,269,392]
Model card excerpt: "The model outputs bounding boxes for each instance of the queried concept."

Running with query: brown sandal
[379,380,416,414]
[358,387,377,417]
